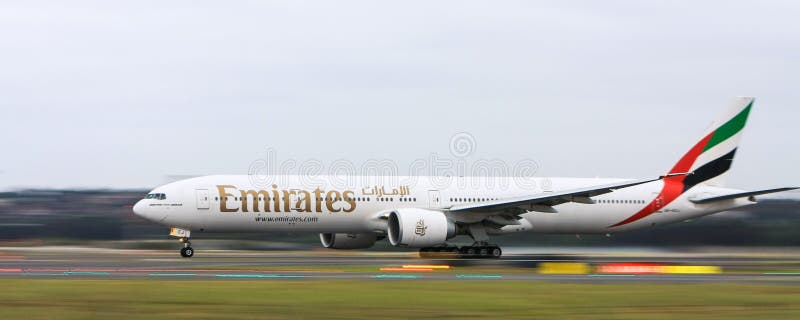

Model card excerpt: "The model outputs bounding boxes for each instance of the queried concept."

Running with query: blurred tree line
[0,189,797,247]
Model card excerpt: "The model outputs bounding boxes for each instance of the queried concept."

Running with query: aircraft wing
[447,176,667,214]
[689,187,798,204]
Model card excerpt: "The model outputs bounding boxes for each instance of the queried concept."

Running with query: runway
[1,246,800,284]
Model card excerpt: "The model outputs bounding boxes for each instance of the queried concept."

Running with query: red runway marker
[596,263,665,274]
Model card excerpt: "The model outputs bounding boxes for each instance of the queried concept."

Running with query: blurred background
[1,1,798,250]
[1,187,797,250]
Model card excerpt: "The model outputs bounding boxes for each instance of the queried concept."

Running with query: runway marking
[402,265,451,270]
[373,275,420,279]
[64,272,111,276]
[23,273,69,276]
[379,268,433,272]
[455,274,503,279]
[25,269,70,273]
[763,272,800,275]
[149,273,198,277]
[215,274,304,279]
[122,269,343,273]
[70,268,118,272]
[538,262,590,275]
[0,268,22,273]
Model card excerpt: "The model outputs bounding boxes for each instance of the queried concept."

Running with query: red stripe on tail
[609,132,713,228]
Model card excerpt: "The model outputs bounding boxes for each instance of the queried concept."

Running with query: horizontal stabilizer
[689,187,798,204]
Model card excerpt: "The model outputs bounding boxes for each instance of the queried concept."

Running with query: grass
[1,280,800,319]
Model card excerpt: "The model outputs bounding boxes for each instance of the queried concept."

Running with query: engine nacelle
[387,208,456,247]
[319,233,377,249]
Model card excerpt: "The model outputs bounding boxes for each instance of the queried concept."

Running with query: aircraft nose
[133,200,146,217]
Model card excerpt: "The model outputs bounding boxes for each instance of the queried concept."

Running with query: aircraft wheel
[180,247,194,258]
[466,247,476,258]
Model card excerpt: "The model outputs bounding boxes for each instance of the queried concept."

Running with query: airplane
[133,97,796,258]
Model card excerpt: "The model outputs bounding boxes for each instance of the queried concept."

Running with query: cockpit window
[145,193,167,200]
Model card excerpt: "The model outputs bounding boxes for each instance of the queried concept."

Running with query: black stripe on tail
[683,149,737,192]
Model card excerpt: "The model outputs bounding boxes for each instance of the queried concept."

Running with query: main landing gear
[179,237,194,258]
[419,242,502,259]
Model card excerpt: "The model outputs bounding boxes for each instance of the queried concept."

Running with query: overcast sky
[1,0,798,191]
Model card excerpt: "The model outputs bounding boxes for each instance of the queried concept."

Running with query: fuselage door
[196,189,210,209]
[428,190,441,209]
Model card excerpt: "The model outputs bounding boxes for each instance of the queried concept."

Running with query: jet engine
[319,233,378,249]
[387,208,456,247]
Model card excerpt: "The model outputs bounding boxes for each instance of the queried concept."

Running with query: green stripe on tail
[703,102,752,153]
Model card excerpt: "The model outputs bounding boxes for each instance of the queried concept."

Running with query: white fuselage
[133,175,753,236]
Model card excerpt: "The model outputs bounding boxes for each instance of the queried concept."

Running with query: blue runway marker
[763,272,800,275]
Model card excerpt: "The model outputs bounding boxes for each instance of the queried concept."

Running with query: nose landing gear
[170,228,194,258]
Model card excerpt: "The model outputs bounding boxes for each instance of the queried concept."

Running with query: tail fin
[610,97,755,228]
[668,97,754,188]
